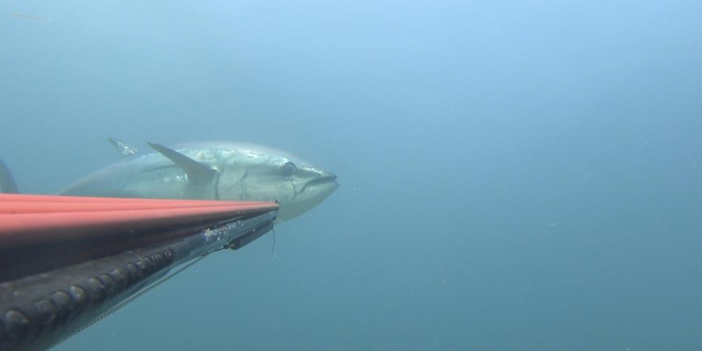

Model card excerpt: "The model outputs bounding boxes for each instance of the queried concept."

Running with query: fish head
[216,144,339,222]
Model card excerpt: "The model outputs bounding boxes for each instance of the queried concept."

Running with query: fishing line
[271,227,276,252]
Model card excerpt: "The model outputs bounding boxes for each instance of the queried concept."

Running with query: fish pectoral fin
[108,138,139,156]
[147,142,217,184]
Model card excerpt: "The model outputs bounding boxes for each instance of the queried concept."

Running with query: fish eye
[281,161,297,176]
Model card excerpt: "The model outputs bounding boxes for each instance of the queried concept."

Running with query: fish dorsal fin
[148,142,217,184]
[108,138,139,156]
[0,158,19,193]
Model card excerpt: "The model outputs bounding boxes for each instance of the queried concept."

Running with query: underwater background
[1,0,702,350]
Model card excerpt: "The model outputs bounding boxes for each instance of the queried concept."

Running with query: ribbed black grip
[0,248,175,351]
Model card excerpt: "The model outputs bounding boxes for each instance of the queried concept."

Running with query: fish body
[60,141,338,222]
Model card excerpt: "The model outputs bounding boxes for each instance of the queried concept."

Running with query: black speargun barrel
[0,194,278,351]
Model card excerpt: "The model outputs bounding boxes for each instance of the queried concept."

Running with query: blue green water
[2,0,702,350]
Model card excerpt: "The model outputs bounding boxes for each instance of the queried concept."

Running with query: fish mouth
[300,173,338,193]
[281,173,339,221]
